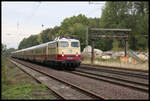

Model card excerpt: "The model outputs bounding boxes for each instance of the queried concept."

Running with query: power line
[19,2,41,36]
[86,2,105,16]
[17,20,19,32]
[25,2,41,23]
[89,1,105,5]
[86,7,101,16]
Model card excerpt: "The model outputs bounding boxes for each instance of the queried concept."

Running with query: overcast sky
[2,1,105,49]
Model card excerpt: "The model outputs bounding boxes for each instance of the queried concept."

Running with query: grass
[83,56,120,63]
[2,56,7,88]
[2,84,32,99]
[95,57,120,63]
[1,57,55,99]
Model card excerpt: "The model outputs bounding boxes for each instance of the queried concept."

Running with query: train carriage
[11,36,81,69]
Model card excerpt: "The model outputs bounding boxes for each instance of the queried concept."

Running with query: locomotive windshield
[71,42,79,47]
[59,41,69,47]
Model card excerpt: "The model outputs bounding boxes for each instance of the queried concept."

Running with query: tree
[17,2,148,52]
[18,35,39,49]
[112,39,120,51]
[2,43,16,56]
[40,28,51,43]
[60,14,89,35]
[50,26,61,40]
[58,14,89,51]
[100,1,149,51]
[2,43,7,53]
[88,17,101,28]
[4,48,16,57]
[68,23,87,50]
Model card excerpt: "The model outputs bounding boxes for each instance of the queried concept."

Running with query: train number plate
[67,57,73,59]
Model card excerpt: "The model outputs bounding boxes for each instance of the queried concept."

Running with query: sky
[2,1,106,49]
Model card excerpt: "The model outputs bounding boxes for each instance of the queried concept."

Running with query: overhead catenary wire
[89,1,106,5]
[25,2,41,24]
[86,2,105,17]
[20,2,42,36]
[6,2,42,37]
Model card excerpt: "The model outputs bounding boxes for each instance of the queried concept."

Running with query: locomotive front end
[57,38,81,67]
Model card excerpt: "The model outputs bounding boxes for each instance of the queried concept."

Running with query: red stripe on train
[57,54,81,61]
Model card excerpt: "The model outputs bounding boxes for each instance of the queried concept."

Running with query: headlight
[76,52,78,56]
[62,52,64,56]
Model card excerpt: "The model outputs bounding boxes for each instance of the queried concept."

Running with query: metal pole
[90,29,94,64]
[86,27,88,46]
[125,38,128,57]
[91,40,94,64]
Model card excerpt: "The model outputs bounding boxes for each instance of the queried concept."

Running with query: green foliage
[2,84,32,99]
[2,44,16,57]
[56,14,89,51]
[40,28,51,43]
[100,1,148,51]
[2,43,7,53]
[2,57,6,85]
[68,23,87,50]
[88,17,101,28]
[94,39,113,51]
[40,83,47,90]
[95,57,120,63]
[112,39,121,51]
[51,26,61,39]
[61,14,89,32]
[18,35,40,49]
[1,58,53,99]
[136,37,148,51]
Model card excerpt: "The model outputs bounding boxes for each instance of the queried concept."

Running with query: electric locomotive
[11,36,81,69]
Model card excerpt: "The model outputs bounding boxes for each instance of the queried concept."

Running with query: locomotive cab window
[71,42,79,47]
[59,41,69,47]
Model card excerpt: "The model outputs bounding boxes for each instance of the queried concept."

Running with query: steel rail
[11,58,105,100]
[69,70,148,92]
[81,64,148,73]
[76,69,148,86]
[80,65,148,79]
[9,59,66,100]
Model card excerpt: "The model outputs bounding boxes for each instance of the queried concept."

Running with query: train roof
[57,37,79,42]
[12,37,79,53]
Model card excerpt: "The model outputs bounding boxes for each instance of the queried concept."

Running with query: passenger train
[11,36,81,70]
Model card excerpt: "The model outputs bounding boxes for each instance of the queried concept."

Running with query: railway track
[72,65,149,92]
[9,58,104,100]
[10,58,149,99]
[70,70,148,92]
[80,64,148,79]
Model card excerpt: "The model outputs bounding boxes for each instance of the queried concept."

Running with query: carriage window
[43,47,46,54]
[71,42,79,47]
[59,41,69,47]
